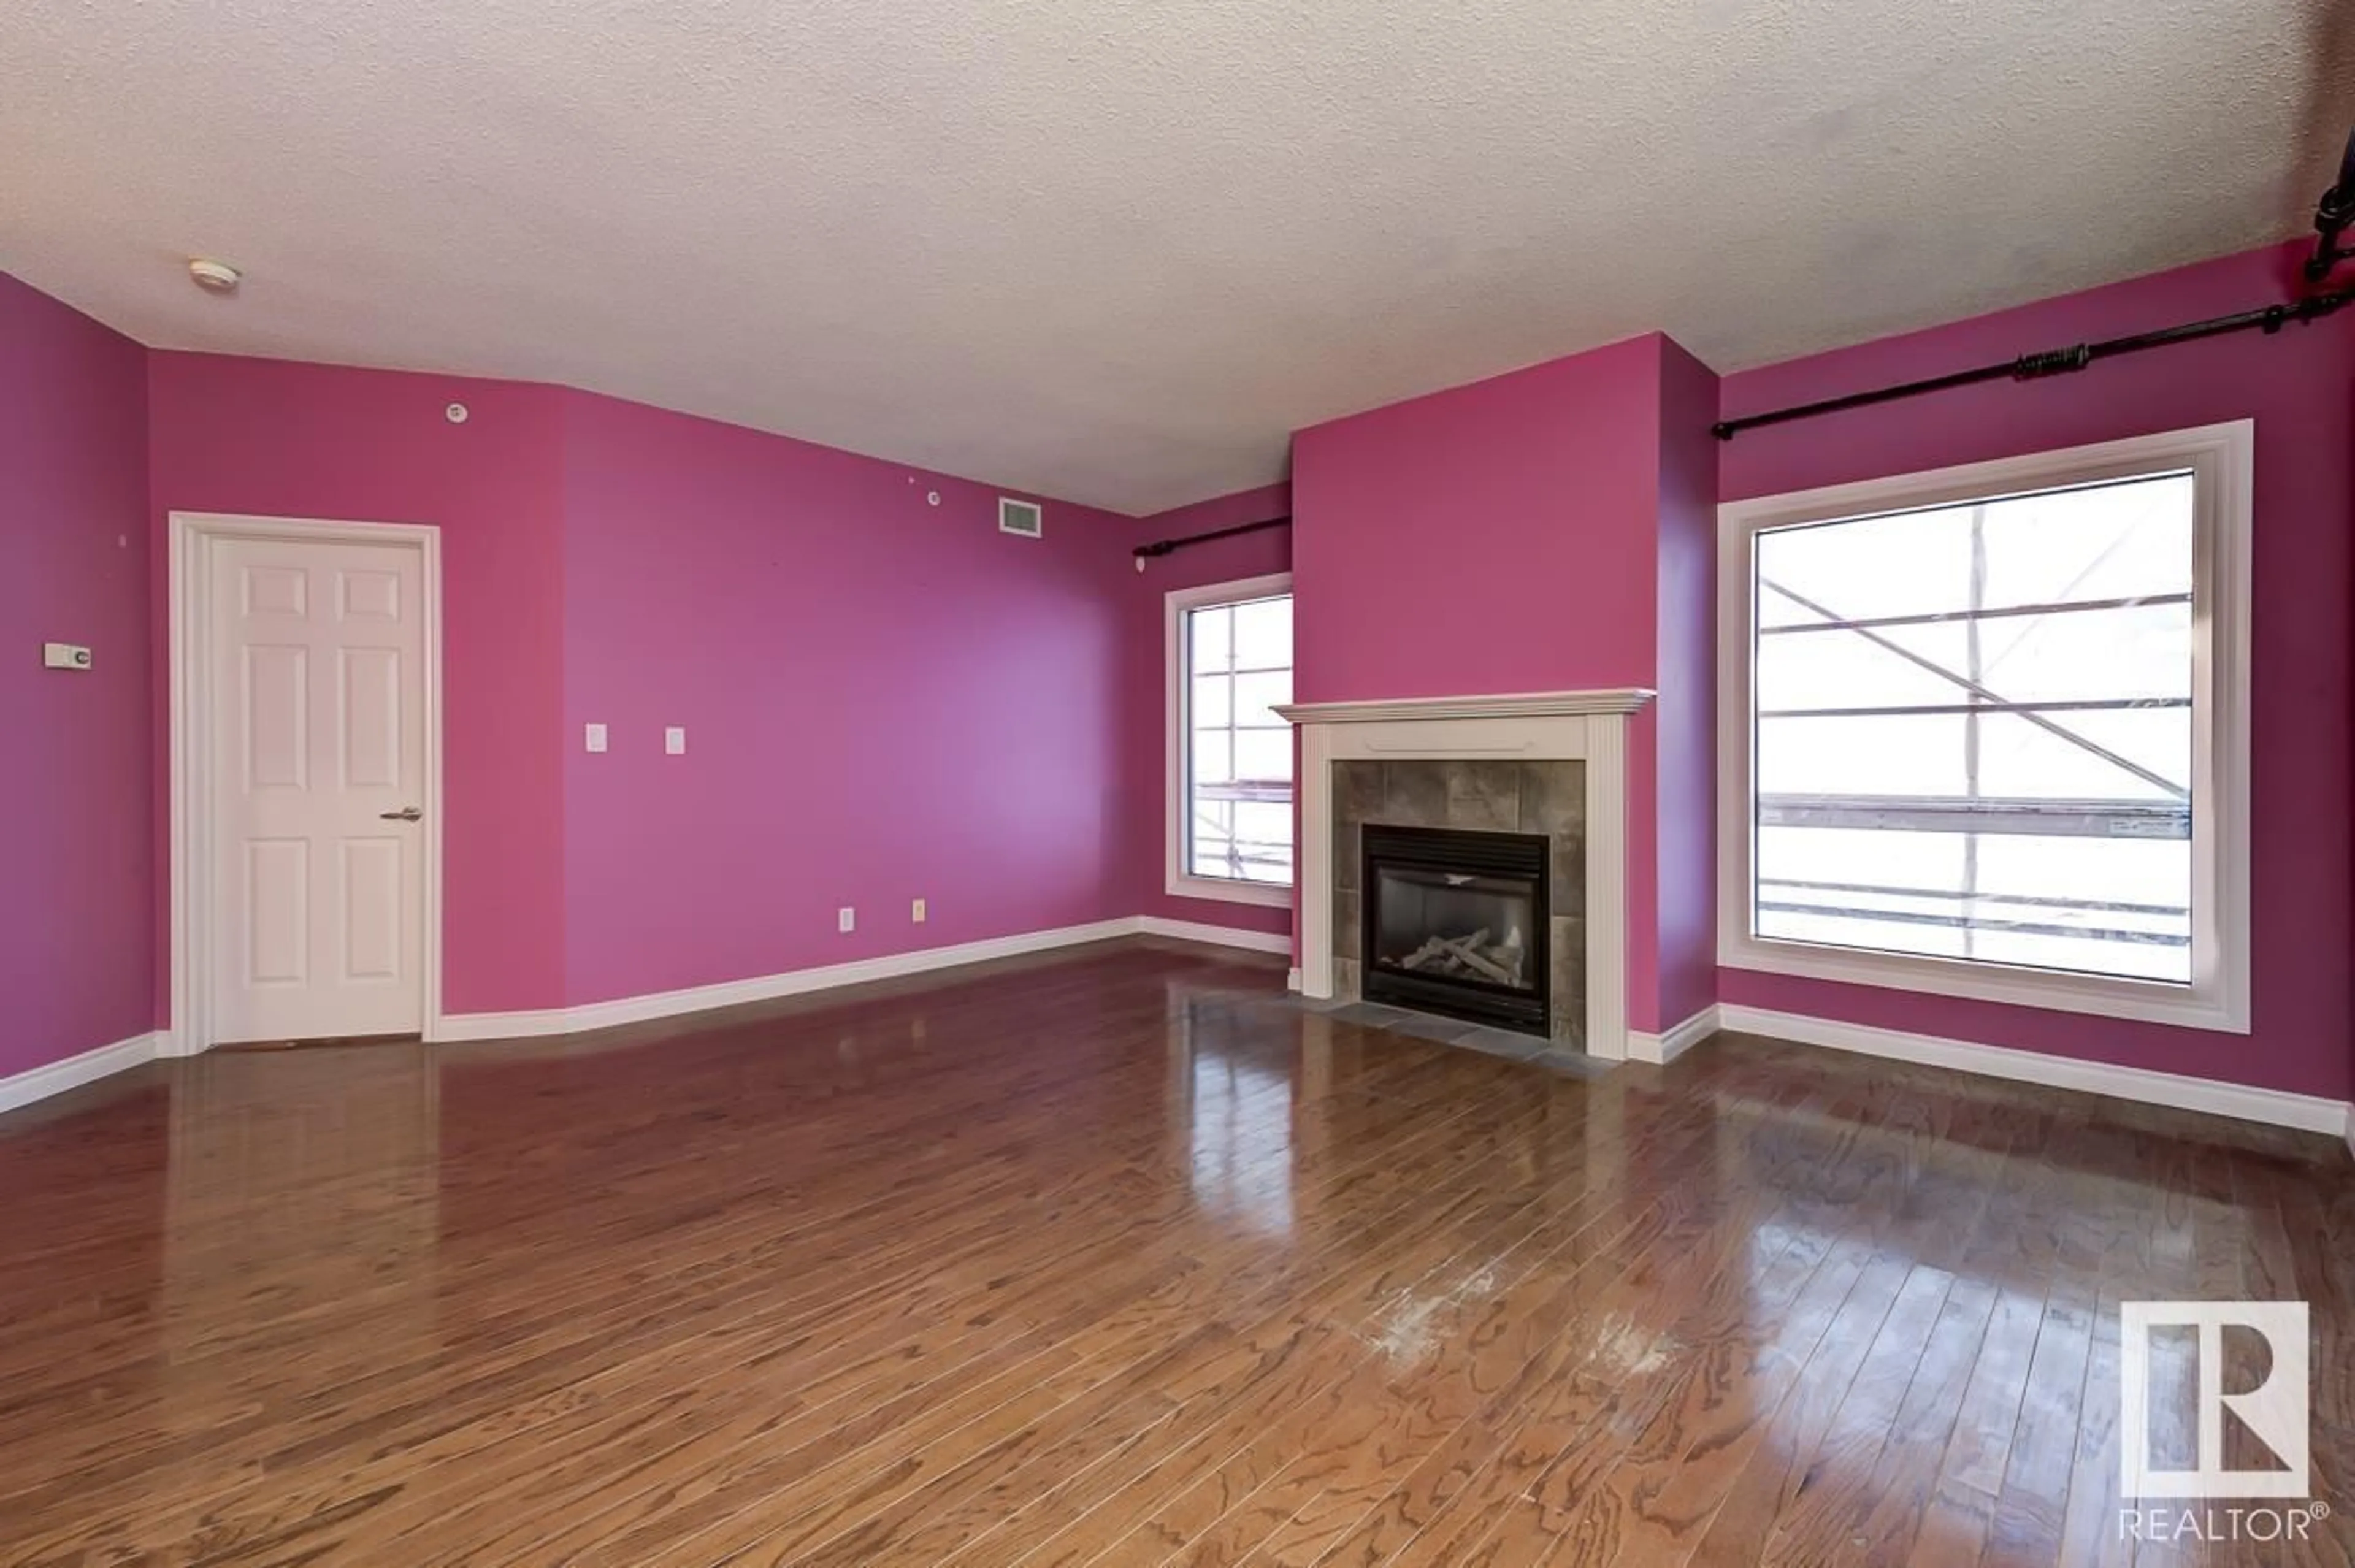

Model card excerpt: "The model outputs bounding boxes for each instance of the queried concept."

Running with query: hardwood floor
[2,939,2349,1566]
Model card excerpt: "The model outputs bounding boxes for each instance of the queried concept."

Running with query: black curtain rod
[2307,126,2355,280]
[1133,514,1291,560]
[1714,283,2355,441]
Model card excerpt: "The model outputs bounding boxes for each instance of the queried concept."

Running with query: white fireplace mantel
[1274,689,1655,725]
[1275,687,1656,1061]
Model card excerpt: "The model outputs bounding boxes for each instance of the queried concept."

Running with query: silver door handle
[380,806,424,822]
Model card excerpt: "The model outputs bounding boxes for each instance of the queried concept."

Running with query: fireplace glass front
[1362,824,1550,1034]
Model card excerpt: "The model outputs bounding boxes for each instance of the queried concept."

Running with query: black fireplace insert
[1361,823,1550,1034]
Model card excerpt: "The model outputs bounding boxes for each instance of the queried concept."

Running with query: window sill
[1718,933,2247,1034]
[1166,874,1294,910]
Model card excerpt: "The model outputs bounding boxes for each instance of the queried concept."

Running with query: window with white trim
[1717,423,2250,1031]
[1166,575,1293,905]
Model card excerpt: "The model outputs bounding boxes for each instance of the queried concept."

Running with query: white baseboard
[433,1005,574,1042]
[1133,916,1293,956]
[1628,1005,1720,1066]
[437,918,1141,1042]
[1717,1003,2351,1138]
[0,1031,163,1116]
[435,915,1293,1044]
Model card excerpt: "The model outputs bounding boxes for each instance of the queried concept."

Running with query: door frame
[167,511,446,1057]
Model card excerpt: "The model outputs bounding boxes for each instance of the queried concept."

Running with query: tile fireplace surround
[1276,689,1655,1060]
[1337,762,1584,1041]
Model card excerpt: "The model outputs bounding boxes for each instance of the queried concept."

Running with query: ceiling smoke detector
[187,258,241,294]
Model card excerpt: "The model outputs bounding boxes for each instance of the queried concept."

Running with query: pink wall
[1289,335,1712,1030]
[1121,484,1295,939]
[1719,242,2354,1100]
[147,354,570,1016]
[1290,336,1665,705]
[18,235,2342,1110]
[1652,339,1721,1030]
[140,355,1146,1019]
[1,275,154,1077]
[559,391,1138,1004]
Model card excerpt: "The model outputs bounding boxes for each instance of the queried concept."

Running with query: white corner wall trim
[0,1032,164,1117]
[1134,916,1294,955]
[1629,1006,1721,1066]
[1717,1003,2351,1138]
[435,916,1290,1044]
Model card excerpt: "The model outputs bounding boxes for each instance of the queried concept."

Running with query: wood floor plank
[0,946,2348,1568]
[1374,1076,1879,1567]
[935,1082,1739,1568]
[1978,1285,2099,1565]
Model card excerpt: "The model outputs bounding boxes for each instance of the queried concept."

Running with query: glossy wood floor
[3,941,2350,1567]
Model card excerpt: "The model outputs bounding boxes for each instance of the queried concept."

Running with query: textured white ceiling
[2,1,2343,514]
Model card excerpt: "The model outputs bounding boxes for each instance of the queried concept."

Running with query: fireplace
[1361,824,1551,1034]
[1281,690,1652,1058]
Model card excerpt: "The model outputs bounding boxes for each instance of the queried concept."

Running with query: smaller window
[1167,575,1294,906]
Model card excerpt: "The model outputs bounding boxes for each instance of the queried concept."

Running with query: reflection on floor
[0,937,2347,1566]
[1309,997,1614,1077]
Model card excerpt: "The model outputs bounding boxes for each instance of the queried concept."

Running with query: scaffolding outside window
[1717,423,2250,1034]
[1165,573,1295,906]
[1753,472,2194,982]
[1184,593,1294,885]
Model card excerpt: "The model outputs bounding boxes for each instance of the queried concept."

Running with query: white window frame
[1166,572,1295,907]
[1715,420,2252,1033]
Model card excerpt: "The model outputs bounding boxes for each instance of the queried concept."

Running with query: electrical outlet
[584,722,608,754]
[837,906,856,934]
[664,726,686,755]
[911,898,927,924]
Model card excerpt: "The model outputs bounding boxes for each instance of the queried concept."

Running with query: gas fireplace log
[1398,932,1469,972]
[1397,935,1454,972]
[1428,929,1491,969]
[1450,944,1517,985]
[1396,928,1520,985]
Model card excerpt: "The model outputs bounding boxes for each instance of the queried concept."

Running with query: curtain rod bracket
[2011,345,2093,379]
[1130,515,1291,562]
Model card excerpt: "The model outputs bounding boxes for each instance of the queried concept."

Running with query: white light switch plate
[665,726,686,755]
[42,643,93,671]
[911,898,927,924]
[584,722,608,754]
[838,906,856,933]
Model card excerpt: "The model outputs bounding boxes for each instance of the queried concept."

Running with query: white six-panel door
[207,534,427,1042]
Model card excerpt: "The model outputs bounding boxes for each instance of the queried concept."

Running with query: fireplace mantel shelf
[1275,689,1656,725]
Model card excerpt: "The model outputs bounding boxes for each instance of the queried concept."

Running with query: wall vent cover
[998,497,1044,538]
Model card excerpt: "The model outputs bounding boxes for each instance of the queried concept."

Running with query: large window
[1166,574,1294,905]
[1718,424,2250,1031]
